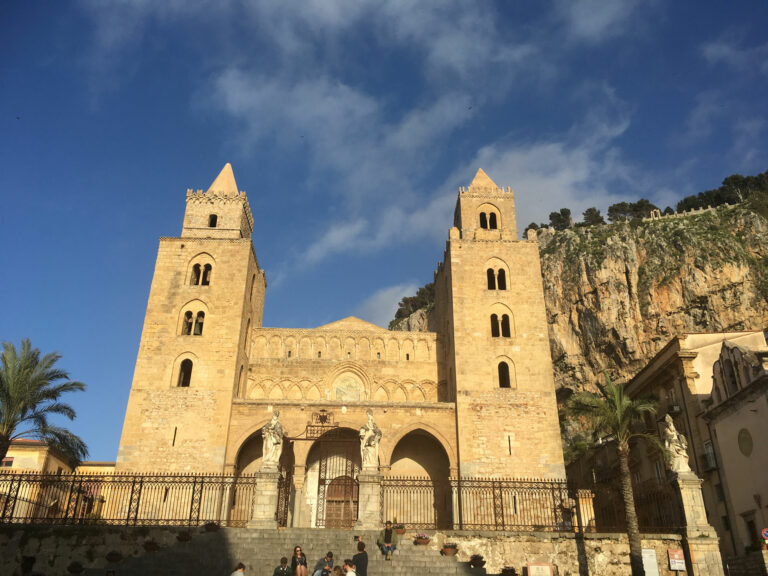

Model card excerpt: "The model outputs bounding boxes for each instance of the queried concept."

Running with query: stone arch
[284,337,296,358]
[177,299,210,335]
[329,337,342,359]
[373,386,389,402]
[358,338,371,361]
[252,335,267,358]
[489,302,516,338]
[402,339,415,361]
[386,339,400,361]
[478,202,501,230]
[247,378,267,399]
[299,337,312,359]
[306,385,321,400]
[383,428,454,528]
[344,337,356,360]
[410,384,426,402]
[372,338,386,360]
[268,383,285,400]
[170,351,199,388]
[416,339,429,361]
[383,423,457,472]
[287,383,303,400]
[392,385,407,403]
[495,355,517,389]
[268,335,282,358]
[314,337,327,359]
[324,362,372,402]
[186,252,216,286]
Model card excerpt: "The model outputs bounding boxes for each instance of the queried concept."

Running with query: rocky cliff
[538,205,768,396]
[393,205,768,396]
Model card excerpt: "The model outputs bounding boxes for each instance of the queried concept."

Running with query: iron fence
[0,472,258,527]
[585,479,683,533]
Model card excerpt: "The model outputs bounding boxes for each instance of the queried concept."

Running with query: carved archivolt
[243,375,436,403]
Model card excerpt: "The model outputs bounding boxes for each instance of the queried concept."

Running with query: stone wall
[0,525,691,576]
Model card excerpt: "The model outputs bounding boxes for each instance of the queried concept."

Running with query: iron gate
[313,428,360,528]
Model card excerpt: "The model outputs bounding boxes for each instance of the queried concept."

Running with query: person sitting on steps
[343,559,357,576]
[312,551,333,576]
[376,520,398,560]
[292,546,308,576]
[273,557,290,576]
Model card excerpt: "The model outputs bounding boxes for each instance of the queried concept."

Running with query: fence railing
[381,476,683,533]
[1,471,683,533]
[0,472,258,527]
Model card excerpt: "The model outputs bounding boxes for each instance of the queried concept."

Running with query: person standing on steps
[292,546,308,576]
[352,541,368,576]
[312,551,334,576]
[274,557,291,576]
[230,562,246,575]
[343,559,357,576]
[376,520,399,560]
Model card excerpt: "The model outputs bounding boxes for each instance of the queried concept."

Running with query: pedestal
[672,471,725,576]
[248,470,280,529]
[355,471,382,529]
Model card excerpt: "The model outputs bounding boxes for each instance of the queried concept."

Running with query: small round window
[737,428,753,457]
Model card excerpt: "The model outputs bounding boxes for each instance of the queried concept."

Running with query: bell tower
[434,169,564,478]
[116,164,266,472]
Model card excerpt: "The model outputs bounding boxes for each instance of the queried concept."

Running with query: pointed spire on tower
[468,168,500,191]
[207,163,239,196]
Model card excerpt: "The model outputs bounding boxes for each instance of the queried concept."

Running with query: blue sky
[2,1,767,461]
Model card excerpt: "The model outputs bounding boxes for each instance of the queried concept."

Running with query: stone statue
[662,414,691,473]
[359,409,382,469]
[261,410,283,469]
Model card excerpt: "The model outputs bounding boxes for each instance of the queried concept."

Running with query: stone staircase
[78,528,483,576]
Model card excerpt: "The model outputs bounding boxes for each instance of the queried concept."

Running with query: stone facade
[114,164,565,527]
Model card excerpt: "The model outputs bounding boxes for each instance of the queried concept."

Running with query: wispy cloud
[354,283,419,328]
[702,36,768,76]
[554,0,648,44]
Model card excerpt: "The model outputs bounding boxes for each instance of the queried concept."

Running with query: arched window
[480,212,488,229]
[201,264,212,286]
[208,214,218,228]
[178,359,193,387]
[249,274,256,302]
[489,213,498,229]
[498,362,510,388]
[182,311,193,335]
[194,312,205,335]
[244,319,251,351]
[501,315,511,337]
[490,314,500,337]
[190,264,201,286]
[487,268,496,290]
[497,269,507,290]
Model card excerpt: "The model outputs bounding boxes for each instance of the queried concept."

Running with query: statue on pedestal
[662,414,691,473]
[359,409,382,469]
[261,410,284,469]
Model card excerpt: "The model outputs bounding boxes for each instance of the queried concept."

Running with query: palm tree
[568,375,660,576]
[0,339,88,466]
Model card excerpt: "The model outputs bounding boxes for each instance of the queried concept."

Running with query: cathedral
[115,164,565,528]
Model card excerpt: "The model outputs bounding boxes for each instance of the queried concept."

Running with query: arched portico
[382,428,454,528]
[381,422,458,475]
[303,427,361,528]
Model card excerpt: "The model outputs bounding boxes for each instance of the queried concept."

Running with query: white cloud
[702,38,768,76]
[354,283,419,328]
[555,0,646,43]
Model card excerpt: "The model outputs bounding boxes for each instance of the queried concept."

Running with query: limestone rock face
[538,206,768,396]
[391,307,432,332]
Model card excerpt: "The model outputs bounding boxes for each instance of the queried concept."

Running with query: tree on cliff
[0,339,88,465]
[549,208,572,230]
[567,376,661,576]
[389,282,435,329]
[582,207,606,226]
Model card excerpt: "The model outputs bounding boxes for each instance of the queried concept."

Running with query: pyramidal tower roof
[206,163,239,196]
[468,168,500,191]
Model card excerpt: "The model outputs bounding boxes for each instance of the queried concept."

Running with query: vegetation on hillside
[391,168,768,326]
